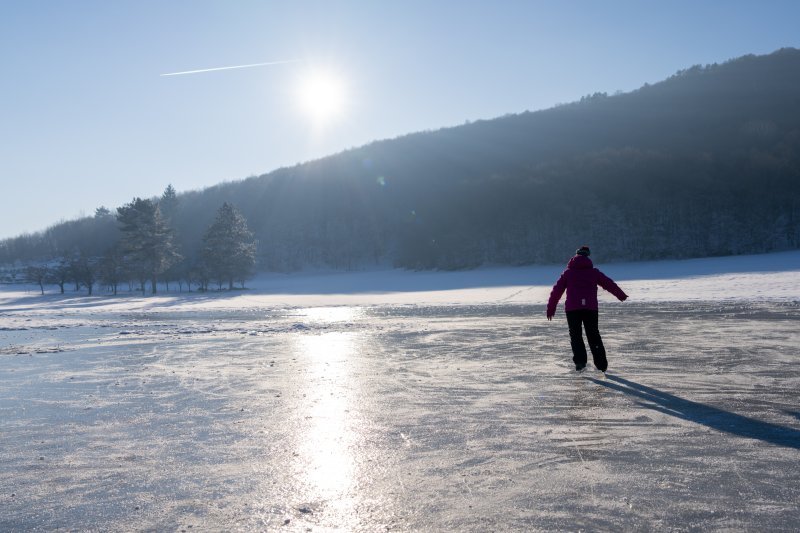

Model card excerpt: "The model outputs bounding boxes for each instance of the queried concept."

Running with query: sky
[1,0,799,240]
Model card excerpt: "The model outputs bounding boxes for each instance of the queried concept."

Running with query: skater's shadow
[589,375,800,449]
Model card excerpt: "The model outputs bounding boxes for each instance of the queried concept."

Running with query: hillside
[2,48,799,274]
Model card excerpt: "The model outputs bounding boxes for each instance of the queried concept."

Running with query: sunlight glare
[295,69,348,125]
[293,332,359,501]
[297,306,362,324]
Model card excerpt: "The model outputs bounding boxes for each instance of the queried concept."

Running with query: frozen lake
[2,294,799,530]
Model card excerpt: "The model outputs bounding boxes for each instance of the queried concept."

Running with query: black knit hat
[576,245,591,257]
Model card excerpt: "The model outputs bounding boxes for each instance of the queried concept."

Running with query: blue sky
[1,0,798,239]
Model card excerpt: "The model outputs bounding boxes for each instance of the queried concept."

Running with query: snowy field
[1,251,799,531]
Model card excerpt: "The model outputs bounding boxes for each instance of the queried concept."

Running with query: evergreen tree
[116,197,181,294]
[201,202,257,289]
[159,184,179,224]
[159,184,182,291]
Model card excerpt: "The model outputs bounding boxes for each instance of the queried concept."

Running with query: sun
[295,70,348,125]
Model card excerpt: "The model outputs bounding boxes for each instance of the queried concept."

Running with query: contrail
[161,59,302,77]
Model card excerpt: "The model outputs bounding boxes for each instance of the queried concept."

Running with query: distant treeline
[11,194,256,295]
[2,48,799,280]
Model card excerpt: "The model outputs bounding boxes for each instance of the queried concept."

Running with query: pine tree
[201,202,257,289]
[159,184,179,224]
[159,184,183,292]
[116,197,181,294]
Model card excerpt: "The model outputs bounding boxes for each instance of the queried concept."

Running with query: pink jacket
[546,255,628,317]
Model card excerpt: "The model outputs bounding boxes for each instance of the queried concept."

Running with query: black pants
[566,310,607,371]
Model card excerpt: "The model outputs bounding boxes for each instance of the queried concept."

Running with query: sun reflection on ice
[296,306,364,324]
[293,331,363,519]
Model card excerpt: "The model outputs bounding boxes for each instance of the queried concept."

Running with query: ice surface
[1,252,799,530]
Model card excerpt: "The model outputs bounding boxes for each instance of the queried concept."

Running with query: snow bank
[1,251,798,313]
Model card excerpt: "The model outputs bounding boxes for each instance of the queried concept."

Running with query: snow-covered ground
[3,250,799,313]
[1,251,799,530]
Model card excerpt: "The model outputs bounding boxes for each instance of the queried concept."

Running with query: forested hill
[3,48,800,273]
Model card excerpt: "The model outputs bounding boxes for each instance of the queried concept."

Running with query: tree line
[2,48,800,276]
[19,190,256,295]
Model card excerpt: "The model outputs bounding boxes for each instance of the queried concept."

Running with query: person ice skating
[546,246,628,373]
